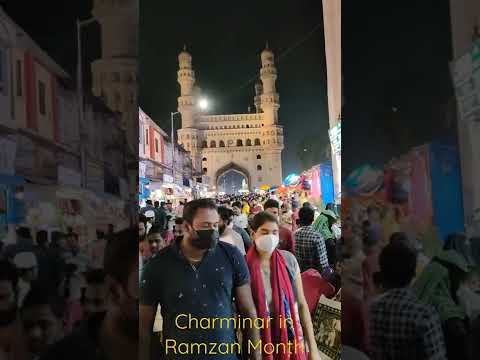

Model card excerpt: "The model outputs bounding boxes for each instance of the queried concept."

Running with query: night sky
[343,0,454,174]
[1,1,98,81]
[139,0,328,176]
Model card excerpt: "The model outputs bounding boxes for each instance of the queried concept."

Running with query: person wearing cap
[312,207,339,267]
[144,210,155,234]
[13,252,38,308]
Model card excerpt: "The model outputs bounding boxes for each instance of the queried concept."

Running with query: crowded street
[139,189,341,360]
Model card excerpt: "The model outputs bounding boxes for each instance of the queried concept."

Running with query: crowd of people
[139,193,342,360]
[341,202,480,359]
[3,190,478,360]
[0,225,138,360]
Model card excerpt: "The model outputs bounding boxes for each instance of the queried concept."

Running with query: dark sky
[2,0,100,86]
[139,0,328,176]
[343,0,454,174]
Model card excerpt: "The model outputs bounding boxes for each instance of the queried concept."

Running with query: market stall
[23,184,129,247]
[343,140,465,246]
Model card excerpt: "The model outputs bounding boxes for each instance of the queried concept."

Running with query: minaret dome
[261,44,274,66]
[178,46,192,68]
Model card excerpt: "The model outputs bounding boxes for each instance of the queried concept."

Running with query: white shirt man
[233,213,248,229]
[220,223,246,255]
[232,202,248,229]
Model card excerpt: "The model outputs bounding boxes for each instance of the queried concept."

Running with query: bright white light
[199,98,209,110]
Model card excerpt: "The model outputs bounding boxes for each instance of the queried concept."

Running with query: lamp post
[171,111,180,185]
[76,17,96,188]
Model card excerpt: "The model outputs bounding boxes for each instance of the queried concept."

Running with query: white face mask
[255,234,279,254]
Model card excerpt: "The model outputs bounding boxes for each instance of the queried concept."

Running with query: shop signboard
[0,137,16,176]
[452,38,480,122]
[0,175,25,226]
[451,39,480,228]
[139,162,146,178]
[145,162,155,178]
[319,163,335,205]
[328,122,341,155]
[58,166,81,187]
[328,122,342,204]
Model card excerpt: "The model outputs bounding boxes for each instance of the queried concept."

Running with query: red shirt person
[264,199,295,254]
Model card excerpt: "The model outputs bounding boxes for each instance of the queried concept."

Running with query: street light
[199,98,209,111]
[77,17,96,188]
[171,111,180,184]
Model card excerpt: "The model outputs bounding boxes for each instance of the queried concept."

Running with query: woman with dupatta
[246,212,321,360]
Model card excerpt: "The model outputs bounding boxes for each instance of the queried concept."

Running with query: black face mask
[0,304,18,327]
[191,229,219,250]
[175,235,184,243]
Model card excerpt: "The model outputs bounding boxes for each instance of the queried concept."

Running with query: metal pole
[76,18,95,188]
[76,19,86,188]
[171,112,175,184]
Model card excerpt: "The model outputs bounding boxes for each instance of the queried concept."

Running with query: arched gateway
[216,163,251,193]
[175,45,284,190]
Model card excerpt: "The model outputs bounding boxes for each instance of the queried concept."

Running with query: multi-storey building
[139,108,194,203]
[90,0,138,200]
[0,6,130,242]
[139,108,167,183]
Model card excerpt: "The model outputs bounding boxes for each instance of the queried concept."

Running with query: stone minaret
[259,44,280,125]
[176,47,200,172]
[177,47,196,129]
[90,0,138,201]
[254,81,263,113]
[91,0,137,119]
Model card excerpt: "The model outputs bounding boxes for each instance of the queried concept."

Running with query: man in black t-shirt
[140,198,261,360]
[153,201,168,233]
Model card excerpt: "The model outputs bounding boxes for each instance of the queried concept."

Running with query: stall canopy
[345,164,384,196]
[284,174,300,186]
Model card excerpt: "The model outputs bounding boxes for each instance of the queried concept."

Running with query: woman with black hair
[247,212,321,360]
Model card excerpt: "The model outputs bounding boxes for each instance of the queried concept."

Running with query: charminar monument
[176,45,284,191]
